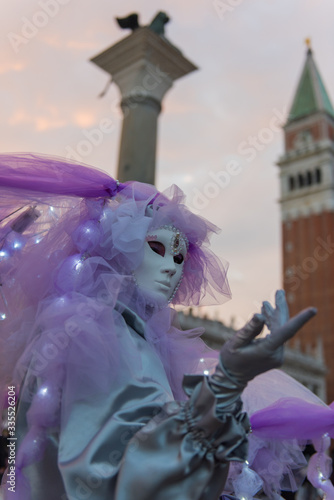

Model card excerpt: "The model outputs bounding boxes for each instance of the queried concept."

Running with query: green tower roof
[287,47,334,123]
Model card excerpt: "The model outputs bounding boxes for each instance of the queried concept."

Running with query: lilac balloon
[54,254,93,293]
[28,384,61,428]
[3,232,26,256]
[72,220,102,253]
[16,426,47,468]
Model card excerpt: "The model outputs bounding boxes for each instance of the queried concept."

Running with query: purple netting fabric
[0,153,121,198]
[228,370,334,499]
[0,153,231,311]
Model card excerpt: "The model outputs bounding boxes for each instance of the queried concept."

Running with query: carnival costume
[0,154,333,500]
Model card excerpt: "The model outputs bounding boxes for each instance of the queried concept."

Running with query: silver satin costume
[15,305,249,500]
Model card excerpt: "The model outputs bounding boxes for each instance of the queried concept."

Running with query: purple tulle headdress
[0,153,231,314]
[0,152,230,407]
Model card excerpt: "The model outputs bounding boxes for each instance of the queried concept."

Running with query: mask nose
[161,259,176,277]
[162,267,176,277]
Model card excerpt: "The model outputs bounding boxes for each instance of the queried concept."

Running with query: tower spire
[304,37,311,53]
[287,44,334,123]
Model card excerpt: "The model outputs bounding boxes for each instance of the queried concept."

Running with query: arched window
[315,168,322,184]
[306,171,313,186]
[298,173,304,188]
[288,176,295,191]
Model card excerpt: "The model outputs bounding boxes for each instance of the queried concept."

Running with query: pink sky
[1,0,334,327]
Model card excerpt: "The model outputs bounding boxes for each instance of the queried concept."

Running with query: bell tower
[277,41,334,403]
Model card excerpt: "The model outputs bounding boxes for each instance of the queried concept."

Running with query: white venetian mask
[133,227,187,304]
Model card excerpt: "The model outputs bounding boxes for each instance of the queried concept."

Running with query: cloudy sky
[1,0,334,327]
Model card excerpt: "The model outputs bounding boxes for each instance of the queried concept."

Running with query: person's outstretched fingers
[233,314,265,348]
[275,289,289,323]
[268,307,317,350]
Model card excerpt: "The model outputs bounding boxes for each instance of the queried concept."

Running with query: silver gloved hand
[219,289,317,385]
[208,290,317,408]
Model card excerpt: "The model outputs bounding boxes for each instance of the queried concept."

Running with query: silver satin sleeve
[57,379,249,500]
[107,377,249,500]
[12,311,249,500]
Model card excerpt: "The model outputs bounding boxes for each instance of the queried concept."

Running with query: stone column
[91,27,197,185]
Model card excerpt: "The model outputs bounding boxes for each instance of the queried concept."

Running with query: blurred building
[277,43,334,403]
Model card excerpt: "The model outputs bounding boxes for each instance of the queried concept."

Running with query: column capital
[91,27,197,103]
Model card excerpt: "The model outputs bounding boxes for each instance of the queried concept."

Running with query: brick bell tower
[277,41,334,403]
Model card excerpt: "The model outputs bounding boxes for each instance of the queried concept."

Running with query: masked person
[0,154,332,500]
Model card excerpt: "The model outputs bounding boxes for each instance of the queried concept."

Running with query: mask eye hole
[173,254,184,265]
[148,241,165,257]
